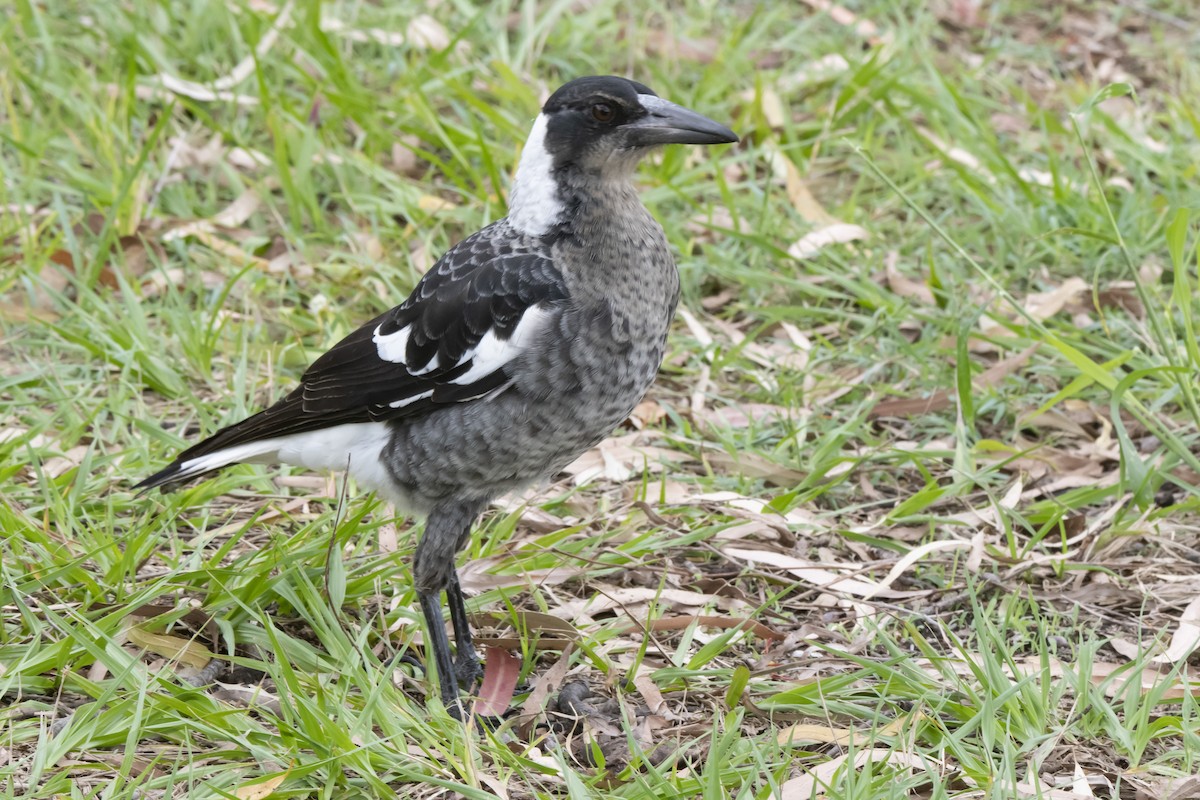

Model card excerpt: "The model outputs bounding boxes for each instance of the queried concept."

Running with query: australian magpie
[137,75,738,713]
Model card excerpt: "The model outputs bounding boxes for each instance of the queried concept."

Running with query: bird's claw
[444,699,504,729]
[454,647,484,689]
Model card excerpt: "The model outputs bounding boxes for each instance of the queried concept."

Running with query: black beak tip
[685,126,740,146]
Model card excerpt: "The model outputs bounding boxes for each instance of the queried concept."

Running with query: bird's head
[508,76,738,236]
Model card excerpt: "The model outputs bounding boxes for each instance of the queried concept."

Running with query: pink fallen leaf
[475,646,521,717]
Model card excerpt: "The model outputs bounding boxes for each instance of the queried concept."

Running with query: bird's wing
[300,235,567,425]
[139,227,567,485]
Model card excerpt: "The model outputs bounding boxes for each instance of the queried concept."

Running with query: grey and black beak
[626,95,739,147]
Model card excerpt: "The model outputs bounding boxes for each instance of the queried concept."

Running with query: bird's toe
[454,647,484,688]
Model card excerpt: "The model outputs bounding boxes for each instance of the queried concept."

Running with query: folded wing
[136,225,567,490]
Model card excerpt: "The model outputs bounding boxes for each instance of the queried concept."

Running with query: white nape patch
[449,305,552,386]
[389,390,433,409]
[373,323,412,364]
[507,114,563,236]
[173,422,396,495]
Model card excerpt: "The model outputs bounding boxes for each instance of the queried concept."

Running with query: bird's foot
[444,694,504,730]
[454,646,484,689]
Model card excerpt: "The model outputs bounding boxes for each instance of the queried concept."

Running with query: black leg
[447,568,483,688]
[412,499,488,717]
[418,590,461,711]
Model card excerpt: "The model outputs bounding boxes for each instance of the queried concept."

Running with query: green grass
[4,0,1200,797]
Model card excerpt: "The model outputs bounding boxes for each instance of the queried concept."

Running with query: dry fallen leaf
[517,644,575,731]
[702,450,807,487]
[475,646,521,718]
[234,772,288,800]
[620,613,785,642]
[777,712,911,747]
[798,0,881,39]
[42,445,90,478]
[980,277,1089,337]
[763,144,839,226]
[162,188,265,267]
[1156,595,1200,665]
[147,1,292,105]
[883,250,935,305]
[869,344,1037,418]
[455,560,585,594]
[1145,776,1200,800]
[632,664,672,718]
[629,398,667,429]
[694,403,794,429]
[787,223,869,260]
[1026,657,1200,700]
[471,610,581,640]
[555,586,746,621]
[141,267,226,298]
[937,0,982,28]
[125,627,213,669]
[863,540,975,600]
[391,135,425,178]
[725,547,924,599]
[643,30,719,64]
[775,54,851,91]
[417,194,457,214]
[563,433,682,485]
[780,748,930,799]
[919,126,987,176]
[405,15,452,50]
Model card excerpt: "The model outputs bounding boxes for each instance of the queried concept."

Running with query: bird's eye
[590,102,616,123]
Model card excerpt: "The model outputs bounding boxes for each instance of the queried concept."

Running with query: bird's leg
[418,590,461,711]
[414,499,487,713]
[447,567,483,688]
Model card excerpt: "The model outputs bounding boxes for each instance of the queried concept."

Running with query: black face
[537,75,737,176]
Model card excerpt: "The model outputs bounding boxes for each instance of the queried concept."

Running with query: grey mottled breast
[383,199,678,508]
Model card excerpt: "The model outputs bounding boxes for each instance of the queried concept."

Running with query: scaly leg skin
[447,568,483,689]
[419,590,462,713]
[413,501,495,722]
[419,584,497,727]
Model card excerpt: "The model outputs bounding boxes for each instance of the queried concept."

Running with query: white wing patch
[373,323,441,377]
[389,390,433,409]
[507,114,564,237]
[449,306,552,386]
[372,305,551,397]
[373,323,413,364]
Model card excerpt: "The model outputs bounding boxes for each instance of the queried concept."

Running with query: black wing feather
[138,224,567,487]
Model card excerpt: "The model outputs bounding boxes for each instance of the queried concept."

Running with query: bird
[136,75,738,713]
